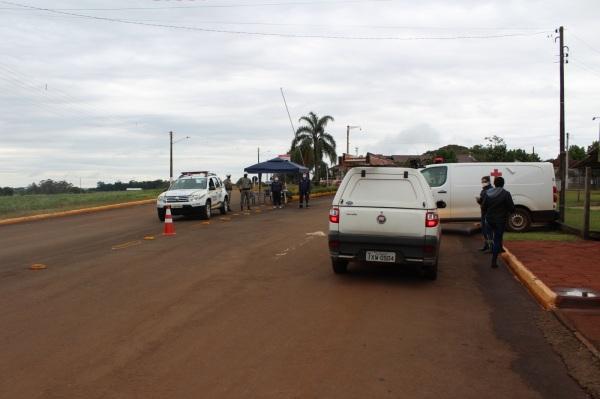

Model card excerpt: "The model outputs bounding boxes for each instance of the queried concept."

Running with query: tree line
[0,179,169,196]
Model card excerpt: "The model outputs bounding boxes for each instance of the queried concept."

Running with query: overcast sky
[1,0,599,187]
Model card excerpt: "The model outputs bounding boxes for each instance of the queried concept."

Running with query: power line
[0,0,393,10]
[570,33,600,56]
[0,1,551,41]
[570,59,600,79]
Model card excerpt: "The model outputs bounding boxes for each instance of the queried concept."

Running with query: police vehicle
[156,171,228,221]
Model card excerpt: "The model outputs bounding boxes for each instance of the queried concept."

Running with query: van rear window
[345,178,421,208]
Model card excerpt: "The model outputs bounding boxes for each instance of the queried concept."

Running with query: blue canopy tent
[244,158,309,204]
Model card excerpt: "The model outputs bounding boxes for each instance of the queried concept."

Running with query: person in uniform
[299,173,311,208]
[239,173,253,211]
[271,176,283,209]
[482,176,515,268]
[223,174,233,210]
[476,176,493,252]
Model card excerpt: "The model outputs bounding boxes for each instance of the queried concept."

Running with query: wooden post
[583,167,591,239]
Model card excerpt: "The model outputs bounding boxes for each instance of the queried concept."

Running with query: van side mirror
[436,200,446,209]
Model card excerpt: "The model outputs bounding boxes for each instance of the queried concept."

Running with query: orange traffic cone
[163,206,176,236]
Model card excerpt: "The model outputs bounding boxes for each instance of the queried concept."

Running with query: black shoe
[479,244,489,252]
[299,205,303,208]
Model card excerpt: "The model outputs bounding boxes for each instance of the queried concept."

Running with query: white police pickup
[156,171,228,221]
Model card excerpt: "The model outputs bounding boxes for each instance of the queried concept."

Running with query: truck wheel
[331,258,348,274]
[157,209,165,222]
[507,208,531,232]
[423,261,438,281]
[200,201,211,220]
[220,199,227,215]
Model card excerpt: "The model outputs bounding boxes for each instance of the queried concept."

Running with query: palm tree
[291,112,337,184]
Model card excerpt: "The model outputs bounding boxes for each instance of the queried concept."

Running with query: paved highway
[0,193,592,398]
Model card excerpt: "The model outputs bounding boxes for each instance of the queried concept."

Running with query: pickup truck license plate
[366,251,396,263]
[170,204,183,208]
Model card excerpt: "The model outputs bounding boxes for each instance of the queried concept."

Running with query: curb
[0,199,155,226]
[501,248,557,310]
[553,309,600,359]
[286,191,336,202]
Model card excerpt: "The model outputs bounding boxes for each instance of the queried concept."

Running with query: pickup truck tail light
[329,207,340,223]
[425,211,439,228]
[553,185,558,204]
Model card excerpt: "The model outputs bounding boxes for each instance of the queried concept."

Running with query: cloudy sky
[1,0,599,187]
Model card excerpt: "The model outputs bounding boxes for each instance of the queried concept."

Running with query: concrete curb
[286,191,336,202]
[0,199,155,226]
[501,248,557,310]
[553,310,600,359]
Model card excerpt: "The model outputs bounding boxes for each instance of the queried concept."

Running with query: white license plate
[170,204,183,208]
[366,251,396,263]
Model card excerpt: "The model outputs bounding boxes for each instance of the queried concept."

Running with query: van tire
[507,208,531,232]
[331,258,349,274]
[423,261,438,280]
[200,201,211,220]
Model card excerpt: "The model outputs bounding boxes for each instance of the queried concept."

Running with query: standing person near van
[299,173,311,208]
[223,174,233,210]
[239,173,253,211]
[482,176,515,268]
[476,176,493,252]
[271,176,283,209]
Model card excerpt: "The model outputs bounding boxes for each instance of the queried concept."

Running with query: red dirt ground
[506,241,600,293]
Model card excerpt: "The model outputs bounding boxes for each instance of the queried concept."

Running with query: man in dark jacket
[271,176,283,209]
[476,176,493,252]
[482,176,515,268]
[299,173,311,208]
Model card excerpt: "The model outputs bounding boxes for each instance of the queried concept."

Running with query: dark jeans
[272,191,281,206]
[486,218,505,255]
[481,215,491,243]
[299,192,309,207]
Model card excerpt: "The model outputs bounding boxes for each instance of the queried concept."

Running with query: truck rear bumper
[328,232,439,266]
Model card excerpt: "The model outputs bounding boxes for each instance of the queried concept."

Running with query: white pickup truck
[328,167,444,280]
[156,171,228,221]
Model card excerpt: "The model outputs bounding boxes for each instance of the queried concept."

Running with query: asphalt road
[0,193,592,398]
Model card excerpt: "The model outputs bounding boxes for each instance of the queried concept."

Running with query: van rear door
[338,173,427,238]
[421,166,451,218]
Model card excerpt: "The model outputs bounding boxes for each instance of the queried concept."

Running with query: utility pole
[565,132,569,190]
[557,26,568,222]
[169,131,174,181]
[258,147,260,163]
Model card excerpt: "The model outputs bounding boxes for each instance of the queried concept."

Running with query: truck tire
[157,208,165,222]
[220,200,227,215]
[507,208,531,232]
[331,258,348,274]
[200,201,211,220]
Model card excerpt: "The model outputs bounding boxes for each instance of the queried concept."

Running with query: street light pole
[565,132,569,190]
[169,131,190,181]
[346,125,361,155]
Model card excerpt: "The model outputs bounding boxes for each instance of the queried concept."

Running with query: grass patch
[0,190,163,219]
[564,207,600,231]
[564,189,600,207]
[504,231,580,241]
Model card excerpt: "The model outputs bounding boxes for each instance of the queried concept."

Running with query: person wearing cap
[239,173,253,211]
[299,172,311,208]
[271,176,283,209]
[223,174,233,210]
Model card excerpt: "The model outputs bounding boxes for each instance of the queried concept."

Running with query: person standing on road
[223,174,233,210]
[482,176,515,268]
[271,176,283,209]
[299,173,311,208]
[476,176,493,252]
[239,173,253,211]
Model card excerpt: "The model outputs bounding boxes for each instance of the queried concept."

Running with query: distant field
[0,190,163,220]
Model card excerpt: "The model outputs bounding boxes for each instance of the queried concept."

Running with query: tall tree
[291,112,337,183]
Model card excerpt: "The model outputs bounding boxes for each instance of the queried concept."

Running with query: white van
[420,162,558,231]
[328,167,444,279]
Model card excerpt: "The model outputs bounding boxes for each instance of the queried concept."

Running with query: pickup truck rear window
[345,178,421,208]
